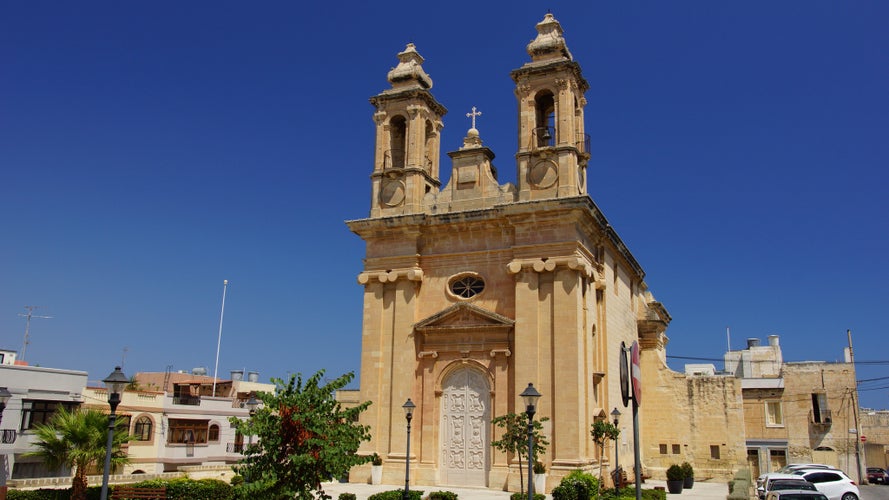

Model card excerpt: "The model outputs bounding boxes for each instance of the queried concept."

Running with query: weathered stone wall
[640,348,746,480]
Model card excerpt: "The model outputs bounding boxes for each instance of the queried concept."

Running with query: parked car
[769,479,819,493]
[760,474,807,499]
[866,467,888,485]
[790,469,859,500]
[758,464,835,491]
[765,490,828,500]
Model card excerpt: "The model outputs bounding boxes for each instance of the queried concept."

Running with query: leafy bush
[666,464,684,481]
[230,474,245,487]
[338,494,357,500]
[8,486,102,500]
[509,493,545,500]
[428,492,458,500]
[599,486,667,500]
[368,489,423,500]
[680,462,693,479]
[551,469,598,500]
[533,461,546,474]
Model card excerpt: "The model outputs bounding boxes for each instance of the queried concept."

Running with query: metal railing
[172,396,201,406]
[227,443,245,453]
[1,429,16,444]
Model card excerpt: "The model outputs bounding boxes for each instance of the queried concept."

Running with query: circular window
[449,274,485,299]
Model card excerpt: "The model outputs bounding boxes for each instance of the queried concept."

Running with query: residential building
[0,354,88,483]
[81,368,274,474]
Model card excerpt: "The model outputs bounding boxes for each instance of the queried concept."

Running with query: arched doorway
[440,367,490,487]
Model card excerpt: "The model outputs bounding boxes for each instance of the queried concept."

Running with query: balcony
[810,409,832,426]
[172,396,201,406]
[227,442,244,453]
[1,429,16,444]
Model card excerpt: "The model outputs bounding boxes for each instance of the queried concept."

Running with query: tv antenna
[18,305,52,361]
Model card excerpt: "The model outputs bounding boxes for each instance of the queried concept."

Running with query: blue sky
[1,2,887,409]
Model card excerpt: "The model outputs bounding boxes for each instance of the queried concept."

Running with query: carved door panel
[440,368,489,487]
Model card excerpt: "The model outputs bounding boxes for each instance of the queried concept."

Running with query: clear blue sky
[2,2,887,409]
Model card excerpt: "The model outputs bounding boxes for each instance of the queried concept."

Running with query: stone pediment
[414,303,514,358]
[414,302,514,333]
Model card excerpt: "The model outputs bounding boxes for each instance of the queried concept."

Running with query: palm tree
[27,407,130,500]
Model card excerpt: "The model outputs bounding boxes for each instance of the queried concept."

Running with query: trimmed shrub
[551,469,598,500]
[427,492,458,500]
[665,464,684,482]
[338,494,357,500]
[680,462,693,479]
[230,474,245,487]
[8,487,101,500]
[509,494,545,500]
[368,489,423,500]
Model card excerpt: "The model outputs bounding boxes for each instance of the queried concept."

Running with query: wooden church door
[440,367,489,487]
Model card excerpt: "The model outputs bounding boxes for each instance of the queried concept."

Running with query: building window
[20,400,79,430]
[672,444,680,454]
[765,401,784,427]
[448,274,485,299]
[208,423,220,442]
[659,444,668,454]
[168,419,209,444]
[710,445,721,459]
[133,416,153,441]
[811,393,830,423]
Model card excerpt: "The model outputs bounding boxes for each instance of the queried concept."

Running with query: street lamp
[402,398,416,500]
[100,366,128,500]
[611,407,621,492]
[0,387,11,425]
[520,383,541,500]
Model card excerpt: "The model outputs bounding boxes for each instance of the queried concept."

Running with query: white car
[790,469,859,500]
[759,473,806,499]
[765,490,828,500]
[758,464,835,491]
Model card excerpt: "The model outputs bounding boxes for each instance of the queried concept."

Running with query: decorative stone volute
[526,13,573,62]
[387,43,433,90]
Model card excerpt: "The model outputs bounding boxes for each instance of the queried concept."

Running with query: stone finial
[526,13,573,62]
[387,43,433,90]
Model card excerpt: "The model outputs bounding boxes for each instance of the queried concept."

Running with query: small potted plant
[371,454,383,485]
[680,461,694,489]
[666,464,684,494]
[533,461,547,494]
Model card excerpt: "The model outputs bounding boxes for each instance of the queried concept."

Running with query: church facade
[347,14,671,491]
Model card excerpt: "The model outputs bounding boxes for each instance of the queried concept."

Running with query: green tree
[26,407,130,500]
[590,419,621,497]
[491,412,549,495]
[230,370,372,500]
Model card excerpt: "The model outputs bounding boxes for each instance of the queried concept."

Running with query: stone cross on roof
[466,106,482,130]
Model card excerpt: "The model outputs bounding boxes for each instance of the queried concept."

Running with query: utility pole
[846,329,864,484]
[18,306,52,362]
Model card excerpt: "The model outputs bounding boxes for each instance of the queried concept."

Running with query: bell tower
[511,14,590,200]
[369,44,447,217]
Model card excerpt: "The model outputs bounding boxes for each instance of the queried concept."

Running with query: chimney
[768,335,780,347]
[746,338,761,349]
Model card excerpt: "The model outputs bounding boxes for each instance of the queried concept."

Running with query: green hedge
[509,493,545,500]
[8,479,235,500]
[8,487,100,500]
[427,492,458,500]
[337,494,357,500]
[367,489,424,500]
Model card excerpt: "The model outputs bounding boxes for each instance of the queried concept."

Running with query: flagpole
[212,280,228,396]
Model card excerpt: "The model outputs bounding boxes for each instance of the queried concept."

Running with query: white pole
[212,280,229,396]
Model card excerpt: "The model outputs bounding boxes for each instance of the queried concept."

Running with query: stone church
[347,13,671,491]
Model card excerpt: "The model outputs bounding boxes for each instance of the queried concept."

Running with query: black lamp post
[520,383,541,500]
[611,407,621,492]
[402,398,416,500]
[100,366,128,500]
[0,387,11,426]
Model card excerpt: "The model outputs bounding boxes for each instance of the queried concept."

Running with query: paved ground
[320,479,730,499]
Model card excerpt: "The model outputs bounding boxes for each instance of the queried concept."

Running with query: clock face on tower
[528,159,558,189]
[380,178,405,207]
